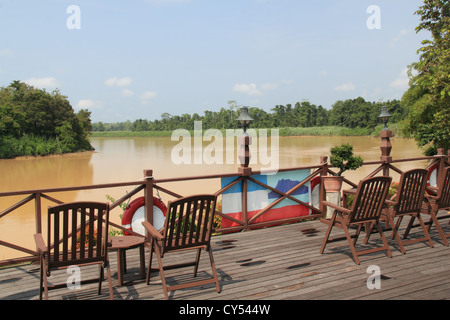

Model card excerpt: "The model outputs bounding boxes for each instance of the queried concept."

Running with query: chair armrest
[424,192,438,201]
[385,199,396,207]
[425,186,438,197]
[321,200,351,215]
[142,221,164,240]
[34,234,48,254]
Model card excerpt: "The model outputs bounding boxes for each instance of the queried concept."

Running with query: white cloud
[104,77,132,87]
[140,91,157,101]
[232,82,278,96]
[145,0,190,5]
[390,29,409,47]
[76,99,102,110]
[333,81,355,92]
[122,89,134,97]
[233,83,262,96]
[24,77,60,89]
[390,67,409,90]
[234,82,280,96]
[261,83,278,91]
[0,49,13,56]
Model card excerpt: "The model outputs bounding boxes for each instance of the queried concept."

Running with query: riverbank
[0,124,405,159]
[0,135,94,159]
[90,124,403,138]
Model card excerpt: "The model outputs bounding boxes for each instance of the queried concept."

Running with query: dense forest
[0,80,93,158]
[92,98,406,134]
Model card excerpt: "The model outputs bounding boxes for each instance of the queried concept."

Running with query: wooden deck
[1,213,449,304]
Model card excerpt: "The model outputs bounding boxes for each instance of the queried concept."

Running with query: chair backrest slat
[71,208,78,260]
[47,202,109,268]
[350,176,391,224]
[438,167,450,208]
[395,169,428,215]
[163,195,216,253]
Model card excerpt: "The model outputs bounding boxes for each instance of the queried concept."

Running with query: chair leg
[342,224,360,265]
[320,213,337,254]
[38,256,46,300]
[146,239,155,285]
[41,258,49,300]
[376,222,392,259]
[207,245,221,293]
[392,221,406,254]
[362,222,373,244]
[389,215,406,254]
[416,213,434,248]
[105,260,114,300]
[428,211,449,246]
[403,215,415,239]
[98,264,104,295]
[154,247,169,300]
[193,248,201,277]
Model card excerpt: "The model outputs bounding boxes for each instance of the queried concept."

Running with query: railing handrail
[0,149,448,266]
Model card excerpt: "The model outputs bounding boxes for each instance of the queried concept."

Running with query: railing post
[380,130,393,176]
[35,192,42,235]
[319,156,328,217]
[238,130,252,230]
[143,170,154,240]
[436,148,445,187]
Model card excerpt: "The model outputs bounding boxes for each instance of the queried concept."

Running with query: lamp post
[378,106,392,131]
[378,106,393,174]
[236,107,253,133]
[236,107,253,175]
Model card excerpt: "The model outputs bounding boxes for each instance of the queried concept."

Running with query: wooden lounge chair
[405,166,450,246]
[34,202,113,300]
[382,169,433,254]
[142,194,221,299]
[320,176,392,265]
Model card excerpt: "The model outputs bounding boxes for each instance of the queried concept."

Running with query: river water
[0,135,428,260]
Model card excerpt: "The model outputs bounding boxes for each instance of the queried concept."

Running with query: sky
[0,0,428,123]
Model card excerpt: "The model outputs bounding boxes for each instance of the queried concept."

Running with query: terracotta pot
[322,176,344,192]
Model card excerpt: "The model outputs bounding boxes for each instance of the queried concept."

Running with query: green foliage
[92,97,407,135]
[0,80,94,158]
[0,134,59,158]
[105,195,126,237]
[401,0,450,154]
[329,144,364,176]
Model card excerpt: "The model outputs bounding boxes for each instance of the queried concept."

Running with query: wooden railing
[0,145,448,267]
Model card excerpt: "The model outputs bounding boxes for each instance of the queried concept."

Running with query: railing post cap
[144,169,153,179]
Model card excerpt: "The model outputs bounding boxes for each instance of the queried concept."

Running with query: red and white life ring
[310,176,321,209]
[427,162,438,188]
[122,197,167,236]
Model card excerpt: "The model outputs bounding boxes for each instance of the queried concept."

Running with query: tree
[0,80,93,157]
[402,0,450,154]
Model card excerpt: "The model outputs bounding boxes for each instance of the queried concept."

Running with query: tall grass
[90,125,406,138]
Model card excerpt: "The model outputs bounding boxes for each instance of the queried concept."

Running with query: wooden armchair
[405,166,450,246]
[34,202,113,300]
[320,176,392,265]
[382,169,433,254]
[142,194,221,299]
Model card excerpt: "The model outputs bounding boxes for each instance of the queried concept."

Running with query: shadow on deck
[1,215,449,304]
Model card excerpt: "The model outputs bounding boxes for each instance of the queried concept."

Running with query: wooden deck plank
[0,216,448,301]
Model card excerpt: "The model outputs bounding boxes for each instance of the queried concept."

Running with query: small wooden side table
[109,236,146,286]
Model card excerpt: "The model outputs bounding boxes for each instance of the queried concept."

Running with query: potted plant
[323,143,363,192]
